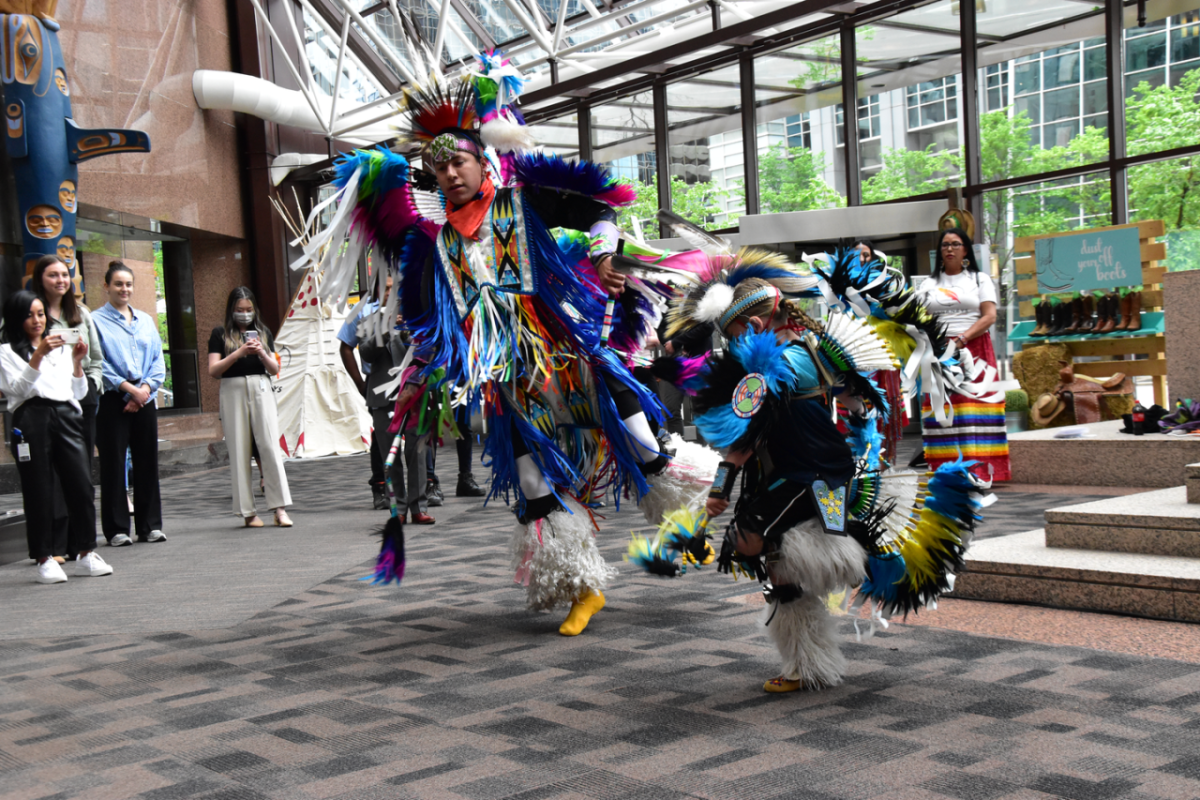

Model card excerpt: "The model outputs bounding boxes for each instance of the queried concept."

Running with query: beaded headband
[717,285,780,332]
[425,131,482,164]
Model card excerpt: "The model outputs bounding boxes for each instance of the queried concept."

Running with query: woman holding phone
[207,287,292,527]
[29,255,104,563]
[93,261,168,546]
[0,290,111,584]
[33,255,103,460]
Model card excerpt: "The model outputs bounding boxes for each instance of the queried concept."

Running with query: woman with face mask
[207,286,292,528]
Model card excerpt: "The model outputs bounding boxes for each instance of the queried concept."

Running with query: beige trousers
[220,375,292,518]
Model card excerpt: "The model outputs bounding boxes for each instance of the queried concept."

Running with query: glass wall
[525,113,580,160]
[1125,4,1200,156]
[590,92,658,236]
[1129,157,1200,272]
[666,63,746,229]
[855,0,963,201]
[976,3,1109,185]
[753,36,846,211]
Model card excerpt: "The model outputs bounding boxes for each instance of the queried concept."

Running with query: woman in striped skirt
[917,227,1011,482]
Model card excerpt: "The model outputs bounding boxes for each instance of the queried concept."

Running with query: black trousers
[657,378,685,438]
[96,392,163,539]
[368,427,384,488]
[46,397,96,558]
[12,400,97,561]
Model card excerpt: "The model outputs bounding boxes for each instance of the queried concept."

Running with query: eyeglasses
[940,242,965,250]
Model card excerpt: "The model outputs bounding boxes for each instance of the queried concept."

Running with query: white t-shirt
[919,270,998,337]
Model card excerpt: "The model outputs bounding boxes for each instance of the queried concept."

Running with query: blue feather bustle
[511,152,624,198]
[694,329,821,450]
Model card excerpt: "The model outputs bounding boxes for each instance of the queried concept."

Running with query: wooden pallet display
[1010,220,1168,406]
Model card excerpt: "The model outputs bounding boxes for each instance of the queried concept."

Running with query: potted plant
[1005,389,1029,433]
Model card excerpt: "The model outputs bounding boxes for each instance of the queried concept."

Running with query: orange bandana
[445,173,496,241]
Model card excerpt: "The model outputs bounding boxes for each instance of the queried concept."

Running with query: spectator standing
[917,227,1011,482]
[34,255,102,460]
[92,261,168,546]
[31,255,103,563]
[207,287,293,528]
[338,286,434,524]
[339,293,387,509]
[0,291,111,584]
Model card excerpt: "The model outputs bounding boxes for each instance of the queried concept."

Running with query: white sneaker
[141,530,167,543]
[36,559,68,584]
[75,552,113,577]
[109,534,132,547]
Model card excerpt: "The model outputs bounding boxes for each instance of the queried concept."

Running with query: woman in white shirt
[0,290,113,584]
[917,227,1011,482]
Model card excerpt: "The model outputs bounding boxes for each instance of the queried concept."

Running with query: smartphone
[244,331,259,341]
[59,329,81,345]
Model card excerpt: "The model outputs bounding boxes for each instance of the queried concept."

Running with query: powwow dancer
[298,47,718,636]
[634,247,991,693]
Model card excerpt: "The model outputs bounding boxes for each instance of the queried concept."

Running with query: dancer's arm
[523,187,625,295]
[705,447,754,518]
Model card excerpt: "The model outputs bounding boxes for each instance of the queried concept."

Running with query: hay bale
[1102,393,1135,421]
[1013,343,1072,428]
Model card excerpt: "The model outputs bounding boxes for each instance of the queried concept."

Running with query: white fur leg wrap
[763,593,847,688]
[638,434,723,525]
[772,518,868,597]
[760,518,869,688]
[509,498,618,612]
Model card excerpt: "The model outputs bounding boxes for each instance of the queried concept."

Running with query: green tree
[861,143,961,204]
[757,143,844,213]
[616,175,732,235]
[1125,69,1200,254]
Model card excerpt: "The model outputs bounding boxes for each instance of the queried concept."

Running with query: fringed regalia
[297,51,710,615]
[632,246,992,690]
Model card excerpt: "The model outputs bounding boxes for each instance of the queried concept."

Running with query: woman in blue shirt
[91,261,167,547]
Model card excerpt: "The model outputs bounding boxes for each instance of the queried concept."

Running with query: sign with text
[1035,228,1144,293]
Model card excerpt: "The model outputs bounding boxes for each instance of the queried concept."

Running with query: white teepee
[273,270,371,457]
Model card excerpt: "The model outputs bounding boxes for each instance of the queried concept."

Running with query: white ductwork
[192,70,400,144]
[271,153,331,185]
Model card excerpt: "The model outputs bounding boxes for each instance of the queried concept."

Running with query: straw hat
[1030,393,1066,425]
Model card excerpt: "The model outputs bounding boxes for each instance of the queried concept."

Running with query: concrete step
[1008,419,1200,488]
[1188,463,1200,504]
[158,439,228,474]
[157,412,223,439]
[955,528,1200,623]
[1043,486,1200,557]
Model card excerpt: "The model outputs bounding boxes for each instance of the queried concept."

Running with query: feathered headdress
[664,247,818,341]
[471,51,534,153]
[396,72,480,162]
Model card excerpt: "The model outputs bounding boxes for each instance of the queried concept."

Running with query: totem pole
[1,0,151,291]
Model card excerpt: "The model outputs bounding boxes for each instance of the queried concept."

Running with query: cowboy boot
[1088,295,1105,334]
[1112,292,1130,332]
[1030,300,1048,337]
[1078,294,1095,333]
[1063,297,1082,334]
[1042,300,1058,337]
[1096,295,1116,334]
[1048,300,1068,336]
[1125,291,1142,333]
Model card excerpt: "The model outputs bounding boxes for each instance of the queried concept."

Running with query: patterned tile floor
[2,445,1199,800]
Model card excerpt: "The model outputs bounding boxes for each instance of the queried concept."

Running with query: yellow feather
[866,317,915,364]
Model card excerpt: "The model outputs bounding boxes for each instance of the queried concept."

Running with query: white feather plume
[480,115,535,154]
[695,283,735,324]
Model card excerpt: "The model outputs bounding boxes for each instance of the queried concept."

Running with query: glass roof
[274,0,1109,145]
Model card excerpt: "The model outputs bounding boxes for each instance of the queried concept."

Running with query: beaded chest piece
[437,187,535,321]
